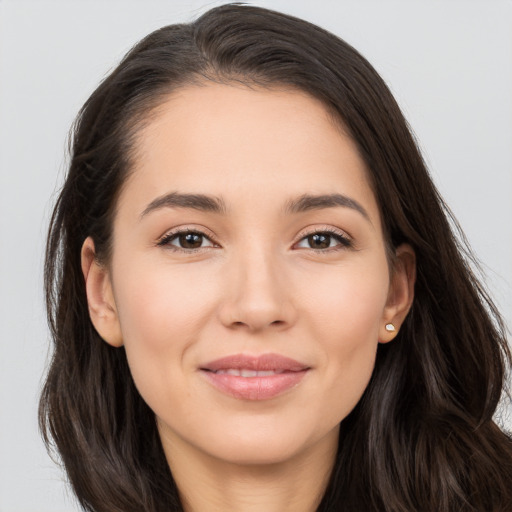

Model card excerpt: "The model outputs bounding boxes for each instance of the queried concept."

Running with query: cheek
[111,260,217,397]
[305,264,388,415]
[306,262,389,342]
[114,255,216,340]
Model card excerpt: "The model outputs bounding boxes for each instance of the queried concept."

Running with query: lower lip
[201,370,308,400]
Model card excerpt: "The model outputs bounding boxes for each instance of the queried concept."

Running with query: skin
[81,83,416,512]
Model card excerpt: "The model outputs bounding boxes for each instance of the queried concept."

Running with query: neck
[160,428,338,512]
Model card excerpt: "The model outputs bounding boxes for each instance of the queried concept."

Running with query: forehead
[120,82,380,225]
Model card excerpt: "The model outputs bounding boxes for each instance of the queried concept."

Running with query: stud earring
[385,323,396,332]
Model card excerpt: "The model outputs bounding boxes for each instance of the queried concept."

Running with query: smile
[200,353,310,400]
[212,369,286,377]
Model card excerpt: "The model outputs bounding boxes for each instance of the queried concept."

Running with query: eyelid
[156,225,220,251]
[293,225,353,253]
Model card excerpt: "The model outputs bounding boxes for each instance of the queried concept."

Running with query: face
[83,83,414,468]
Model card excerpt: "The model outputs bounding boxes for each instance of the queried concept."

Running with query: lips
[200,353,310,400]
[214,369,285,377]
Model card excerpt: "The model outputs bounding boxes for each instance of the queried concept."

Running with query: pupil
[310,233,330,249]
[180,233,202,248]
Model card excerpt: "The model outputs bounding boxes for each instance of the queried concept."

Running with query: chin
[213,439,303,466]
[193,417,340,467]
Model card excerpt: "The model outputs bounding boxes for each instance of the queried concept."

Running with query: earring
[385,323,396,332]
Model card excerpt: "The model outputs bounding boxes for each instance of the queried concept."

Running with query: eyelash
[156,227,353,254]
[295,228,353,252]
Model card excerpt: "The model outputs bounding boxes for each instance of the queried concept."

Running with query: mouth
[210,369,289,377]
[200,353,310,400]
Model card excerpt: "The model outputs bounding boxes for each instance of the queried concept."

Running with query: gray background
[1,1,511,510]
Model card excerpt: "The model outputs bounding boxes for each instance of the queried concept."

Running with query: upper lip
[201,353,310,372]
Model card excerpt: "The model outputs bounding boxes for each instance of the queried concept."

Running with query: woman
[39,4,512,511]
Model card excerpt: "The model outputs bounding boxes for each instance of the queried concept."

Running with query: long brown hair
[40,4,512,511]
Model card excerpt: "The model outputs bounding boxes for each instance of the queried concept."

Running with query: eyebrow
[283,193,370,221]
[140,191,370,221]
[140,192,228,218]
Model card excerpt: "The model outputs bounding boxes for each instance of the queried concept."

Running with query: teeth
[215,369,283,377]
[241,369,258,377]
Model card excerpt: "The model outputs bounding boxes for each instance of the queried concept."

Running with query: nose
[217,246,297,333]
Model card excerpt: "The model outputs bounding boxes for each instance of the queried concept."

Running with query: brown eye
[177,232,204,249]
[158,230,216,251]
[295,230,352,251]
[307,233,331,249]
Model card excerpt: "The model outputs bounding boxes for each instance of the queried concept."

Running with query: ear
[379,243,416,343]
[81,236,123,347]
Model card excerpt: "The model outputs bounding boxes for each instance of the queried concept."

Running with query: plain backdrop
[1,1,511,510]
